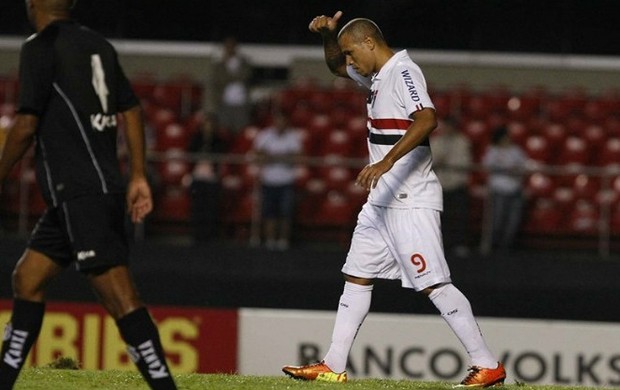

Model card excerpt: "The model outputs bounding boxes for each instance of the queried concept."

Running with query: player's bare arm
[0,113,38,185]
[356,108,437,190]
[122,105,153,223]
[309,11,348,78]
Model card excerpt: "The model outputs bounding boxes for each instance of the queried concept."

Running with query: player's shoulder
[392,50,421,70]
[21,27,58,59]
[389,54,426,84]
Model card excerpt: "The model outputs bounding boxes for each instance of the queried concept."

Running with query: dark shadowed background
[1,0,620,55]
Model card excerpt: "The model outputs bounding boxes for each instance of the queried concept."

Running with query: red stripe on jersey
[370,118,413,130]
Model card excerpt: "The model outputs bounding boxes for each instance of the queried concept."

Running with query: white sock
[429,283,497,368]
[323,281,373,373]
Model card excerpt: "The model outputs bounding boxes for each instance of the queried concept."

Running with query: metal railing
[5,151,620,259]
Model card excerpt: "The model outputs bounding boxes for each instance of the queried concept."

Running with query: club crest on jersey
[367,89,378,106]
[401,69,420,102]
[90,113,117,131]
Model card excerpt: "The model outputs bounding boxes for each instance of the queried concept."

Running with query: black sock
[0,299,45,390]
[116,307,177,390]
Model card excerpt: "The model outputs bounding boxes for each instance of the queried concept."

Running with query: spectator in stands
[0,1,177,389]
[253,111,302,251]
[431,117,473,257]
[482,126,528,253]
[212,36,253,134]
[187,112,230,243]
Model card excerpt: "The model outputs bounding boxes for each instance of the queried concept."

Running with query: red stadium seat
[462,119,490,162]
[274,88,303,114]
[540,122,567,149]
[563,114,586,137]
[131,76,157,101]
[507,94,542,120]
[604,115,620,137]
[566,200,599,234]
[296,178,328,224]
[596,138,620,167]
[571,174,600,200]
[583,99,610,124]
[319,129,351,157]
[429,90,454,119]
[305,114,332,155]
[523,135,550,163]
[506,121,528,147]
[483,86,511,113]
[330,104,354,128]
[289,101,314,128]
[446,84,473,115]
[463,95,492,120]
[153,185,191,222]
[230,125,260,154]
[220,173,244,194]
[609,201,620,234]
[295,128,313,156]
[321,166,353,192]
[524,198,562,234]
[347,116,369,158]
[313,190,355,226]
[155,122,190,151]
[525,173,556,199]
[221,192,255,226]
[485,112,508,132]
[345,181,367,212]
[238,163,260,190]
[557,136,589,166]
[542,98,571,122]
[594,189,619,210]
[294,165,311,189]
[308,89,333,114]
[308,113,332,134]
[149,107,178,133]
[156,150,191,186]
[582,125,606,156]
[552,187,577,213]
[152,82,184,114]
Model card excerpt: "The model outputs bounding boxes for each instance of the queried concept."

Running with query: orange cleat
[282,361,348,383]
[454,362,506,388]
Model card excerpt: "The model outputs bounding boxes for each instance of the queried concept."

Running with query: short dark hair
[338,18,385,44]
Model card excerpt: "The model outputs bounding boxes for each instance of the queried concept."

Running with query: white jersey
[253,127,302,186]
[347,50,443,210]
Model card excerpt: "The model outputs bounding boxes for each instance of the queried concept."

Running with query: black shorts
[261,184,295,219]
[28,193,129,273]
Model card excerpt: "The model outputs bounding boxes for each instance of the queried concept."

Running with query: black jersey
[17,20,139,206]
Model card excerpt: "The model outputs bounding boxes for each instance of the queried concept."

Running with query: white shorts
[342,203,451,291]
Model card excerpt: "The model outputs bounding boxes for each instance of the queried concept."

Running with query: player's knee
[343,273,373,285]
[12,266,44,300]
[103,299,143,320]
[421,282,449,296]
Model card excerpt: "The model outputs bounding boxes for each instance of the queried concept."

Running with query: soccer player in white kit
[282,11,506,388]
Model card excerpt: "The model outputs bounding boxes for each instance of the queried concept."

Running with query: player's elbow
[414,108,438,133]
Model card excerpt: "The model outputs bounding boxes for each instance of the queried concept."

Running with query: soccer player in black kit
[0,0,177,389]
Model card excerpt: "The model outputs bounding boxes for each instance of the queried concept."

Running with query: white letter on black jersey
[91,54,109,113]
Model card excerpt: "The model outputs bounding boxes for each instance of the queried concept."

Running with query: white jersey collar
[372,49,408,82]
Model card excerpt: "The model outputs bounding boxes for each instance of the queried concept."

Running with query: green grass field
[12,368,611,390]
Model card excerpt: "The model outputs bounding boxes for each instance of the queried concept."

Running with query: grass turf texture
[13,368,608,390]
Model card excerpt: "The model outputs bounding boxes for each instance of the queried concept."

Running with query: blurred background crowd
[1,0,620,259]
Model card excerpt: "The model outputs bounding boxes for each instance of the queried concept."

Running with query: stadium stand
[3,68,620,252]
